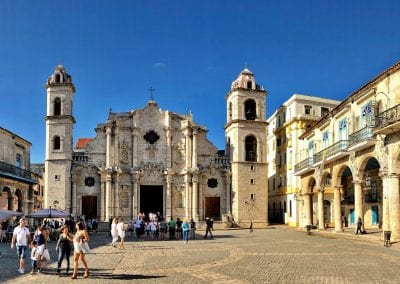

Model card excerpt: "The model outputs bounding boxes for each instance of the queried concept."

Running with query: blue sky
[1,1,400,163]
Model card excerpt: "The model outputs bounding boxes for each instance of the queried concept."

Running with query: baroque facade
[294,61,400,240]
[44,66,268,226]
[267,95,340,226]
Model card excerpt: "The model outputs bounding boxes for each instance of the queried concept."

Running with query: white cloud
[153,62,166,69]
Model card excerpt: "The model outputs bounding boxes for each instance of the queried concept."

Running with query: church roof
[75,138,94,149]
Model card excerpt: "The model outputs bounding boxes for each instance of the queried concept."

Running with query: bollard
[384,231,391,247]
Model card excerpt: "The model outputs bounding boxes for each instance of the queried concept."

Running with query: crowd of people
[8,217,91,279]
[4,213,215,279]
[109,212,215,246]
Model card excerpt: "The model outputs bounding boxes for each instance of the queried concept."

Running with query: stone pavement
[1,226,400,283]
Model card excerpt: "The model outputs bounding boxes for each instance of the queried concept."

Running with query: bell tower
[225,68,269,227]
[44,65,75,212]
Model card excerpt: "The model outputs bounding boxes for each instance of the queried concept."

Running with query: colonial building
[294,61,400,240]
[44,65,268,226]
[0,127,38,215]
[267,95,340,226]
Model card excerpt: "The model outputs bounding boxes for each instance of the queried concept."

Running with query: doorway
[205,197,220,221]
[140,185,163,219]
[82,196,97,220]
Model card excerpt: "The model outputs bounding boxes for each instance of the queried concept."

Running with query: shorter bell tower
[225,68,269,227]
[44,65,75,212]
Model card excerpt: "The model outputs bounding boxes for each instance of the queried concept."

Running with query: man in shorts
[11,218,31,274]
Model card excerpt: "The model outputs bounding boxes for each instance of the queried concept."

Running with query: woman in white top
[116,218,126,249]
[111,218,118,248]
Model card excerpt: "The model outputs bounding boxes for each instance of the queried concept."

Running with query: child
[30,240,39,274]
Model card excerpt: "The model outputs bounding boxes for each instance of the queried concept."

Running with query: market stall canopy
[26,208,69,218]
[0,208,23,221]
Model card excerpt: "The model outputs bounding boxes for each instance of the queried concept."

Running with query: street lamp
[364,174,372,191]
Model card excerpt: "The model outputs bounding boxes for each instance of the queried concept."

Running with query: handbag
[42,248,51,261]
[79,240,90,254]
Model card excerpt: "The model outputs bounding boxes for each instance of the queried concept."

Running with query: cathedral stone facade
[44,65,269,226]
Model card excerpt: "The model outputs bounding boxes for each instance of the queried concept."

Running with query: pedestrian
[176,217,182,240]
[30,240,39,274]
[11,218,31,274]
[182,219,190,244]
[117,218,126,249]
[168,217,176,240]
[189,218,196,240]
[355,217,363,235]
[56,225,73,275]
[204,217,214,239]
[71,222,90,279]
[33,224,48,272]
[91,219,98,234]
[111,218,119,247]
[159,219,167,240]
[249,221,253,233]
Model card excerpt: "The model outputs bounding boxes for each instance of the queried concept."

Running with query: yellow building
[294,61,400,240]
[267,95,339,226]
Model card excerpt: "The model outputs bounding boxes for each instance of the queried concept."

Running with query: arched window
[54,97,61,116]
[55,73,61,83]
[245,99,256,120]
[245,135,257,162]
[247,81,252,89]
[54,136,61,150]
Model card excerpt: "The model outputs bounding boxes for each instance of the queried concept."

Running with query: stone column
[225,172,232,214]
[303,193,312,225]
[185,173,191,219]
[105,174,112,220]
[185,128,191,169]
[380,172,390,232]
[100,179,106,221]
[317,187,325,230]
[353,180,363,227]
[165,172,172,220]
[131,172,139,218]
[334,185,343,232]
[72,182,77,216]
[192,128,198,168]
[388,173,400,240]
[114,175,119,217]
[114,128,119,167]
[192,174,199,221]
[106,127,112,168]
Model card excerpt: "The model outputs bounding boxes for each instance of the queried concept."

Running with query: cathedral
[44,65,269,227]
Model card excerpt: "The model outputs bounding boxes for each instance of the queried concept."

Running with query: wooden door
[82,196,97,220]
[205,197,220,221]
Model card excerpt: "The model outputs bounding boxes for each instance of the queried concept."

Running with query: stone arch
[1,187,12,210]
[54,97,62,115]
[245,135,257,162]
[14,189,24,212]
[321,172,332,189]
[244,99,256,120]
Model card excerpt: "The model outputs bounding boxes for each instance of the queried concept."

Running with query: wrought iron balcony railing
[375,103,400,129]
[294,157,312,173]
[313,140,349,164]
[0,161,37,183]
[349,126,374,147]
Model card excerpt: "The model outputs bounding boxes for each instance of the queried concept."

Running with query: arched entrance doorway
[360,157,382,228]
[309,178,317,225]
[1,187,13,210]
[14,189,24,212]
[340,166,353,226]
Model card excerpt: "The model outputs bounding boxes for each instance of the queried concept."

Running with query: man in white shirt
[11,218,31,274]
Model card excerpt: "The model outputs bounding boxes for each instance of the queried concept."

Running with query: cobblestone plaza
[1,227,400,283]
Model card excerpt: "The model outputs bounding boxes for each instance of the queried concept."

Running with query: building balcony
[0,161,37,184]
[294,157,314,176]
[312,140,349,167]
[375,103,400,135]
[348,126,376,151]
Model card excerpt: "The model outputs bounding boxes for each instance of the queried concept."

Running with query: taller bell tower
[225,68,269,227]
[44,65,75,212]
